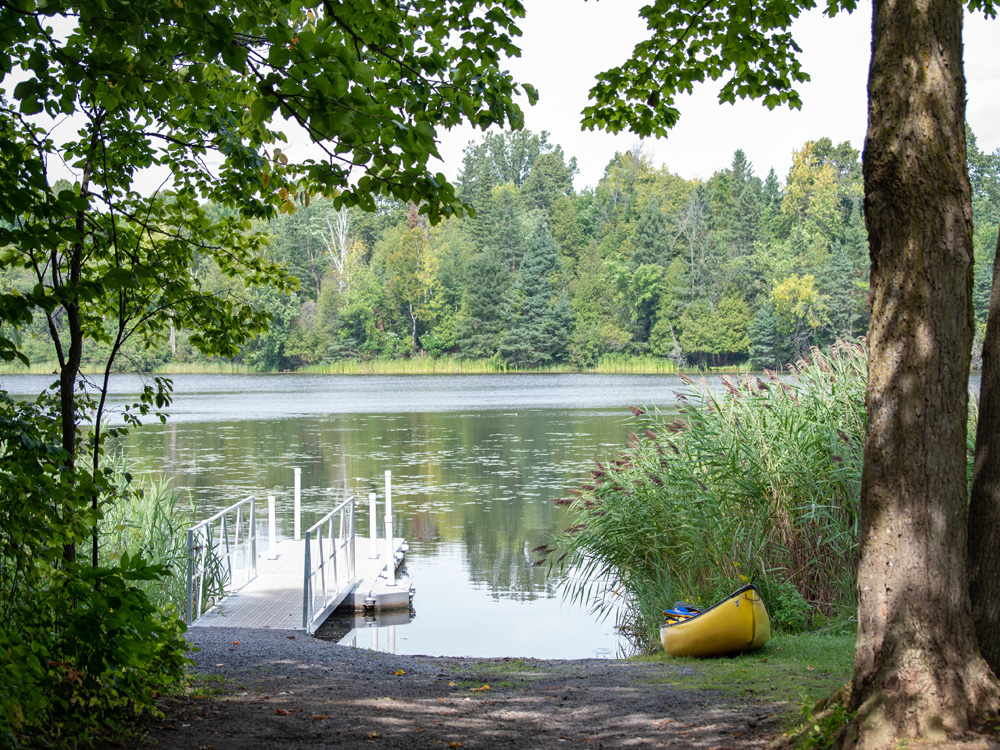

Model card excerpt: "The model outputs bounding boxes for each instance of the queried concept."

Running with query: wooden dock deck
[191,535,410,631]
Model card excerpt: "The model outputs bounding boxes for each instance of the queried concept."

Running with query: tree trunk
[970,229,1000,675]
[850,0,1000,744]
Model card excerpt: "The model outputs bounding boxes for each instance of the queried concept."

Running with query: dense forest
[7,128,999,372]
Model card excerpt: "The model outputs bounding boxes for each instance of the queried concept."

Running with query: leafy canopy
[582,0,995,138]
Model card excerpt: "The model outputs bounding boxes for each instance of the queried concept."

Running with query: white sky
[429,0,1000,191]
[7,3,997,195]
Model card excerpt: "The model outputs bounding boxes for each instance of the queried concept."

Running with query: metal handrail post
[302,528,312,629]
[368,492,377,558]
[347,496,356,581]
[294,467,302,541]
[250,500,258,578]
[384,471,395,587]
[332,513,340,592]
[186,528,195,625]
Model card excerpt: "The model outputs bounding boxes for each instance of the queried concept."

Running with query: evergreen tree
[498,221,573,367]
[748,304,790,371]
[631,197,670,267]
[455,248,512,358]
[521,150,577,212]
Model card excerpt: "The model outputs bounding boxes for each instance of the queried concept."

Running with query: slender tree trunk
[970,230,1000,675]
[848,0,1000,744]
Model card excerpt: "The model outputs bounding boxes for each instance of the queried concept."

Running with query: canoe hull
[659,584,771,657]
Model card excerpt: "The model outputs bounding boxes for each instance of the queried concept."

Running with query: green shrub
[1,392,189,747]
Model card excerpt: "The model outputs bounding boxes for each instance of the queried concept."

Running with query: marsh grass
[1,354,688,375]
[99,454,224,613]
[301,355,681,375]
[545,340,868,648]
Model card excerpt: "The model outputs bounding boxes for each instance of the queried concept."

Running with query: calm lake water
[0,372,720,658]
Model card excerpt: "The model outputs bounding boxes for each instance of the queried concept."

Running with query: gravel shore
[113,626,784,749]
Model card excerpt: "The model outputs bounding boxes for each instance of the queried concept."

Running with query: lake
[0,372,719,658]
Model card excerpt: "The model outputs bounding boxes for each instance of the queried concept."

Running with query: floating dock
[190,535,413,631]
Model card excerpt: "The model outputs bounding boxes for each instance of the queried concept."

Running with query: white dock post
[369,492,378,559]
[384,470,396,586]
[293,467,302,541]
[268,495,277,560]
[388,624,396,654]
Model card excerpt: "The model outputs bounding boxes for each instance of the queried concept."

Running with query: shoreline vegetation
[0,355,752,377]
[544,341,870,649]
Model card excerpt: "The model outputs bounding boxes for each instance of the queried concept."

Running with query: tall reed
[99,454,222,613]
[544,340,869,648]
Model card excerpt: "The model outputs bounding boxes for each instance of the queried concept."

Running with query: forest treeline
[8,128,1000,372]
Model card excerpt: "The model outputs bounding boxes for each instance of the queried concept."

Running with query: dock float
[190,535,412,631]
[186,483,413,634]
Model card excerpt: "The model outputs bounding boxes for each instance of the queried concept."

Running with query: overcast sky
[9,3,998,195]
[421,0,1000,191]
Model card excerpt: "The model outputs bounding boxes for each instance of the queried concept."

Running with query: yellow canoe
[659,584,771,657]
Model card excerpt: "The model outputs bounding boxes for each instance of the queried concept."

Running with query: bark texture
[851,0,1000,745]
[970,229,1000,676]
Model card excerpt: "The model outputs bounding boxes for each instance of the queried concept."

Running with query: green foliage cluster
[543,340,869,649]
[9,128,999,376]
[1,0,534,742]
[0,393,188,747]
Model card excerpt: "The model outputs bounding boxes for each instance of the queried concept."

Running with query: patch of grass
[189,673,233,698]
[473,658,543,675]
[635,633,855,706]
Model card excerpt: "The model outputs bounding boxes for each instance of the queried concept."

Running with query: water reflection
[0,372,702,657]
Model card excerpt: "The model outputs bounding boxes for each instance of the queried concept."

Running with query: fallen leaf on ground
[659,719,672,725]
[275,709,290,716]
[231,641,240,645]
[393,669,406,675]
[449,743,463,748]
[470,685,490,692]
[367,731,380,739]
[311,715,328,720]
[214,663,224,667]
[448,681,457,687]
[806,666,815,671]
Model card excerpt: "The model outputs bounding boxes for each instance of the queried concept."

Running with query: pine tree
[498,221,573,367]
[631,197,670,267]
[455,248,511,359]
[748,304,790,371]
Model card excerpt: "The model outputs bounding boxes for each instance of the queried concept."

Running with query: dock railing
[186,496,258,625]
[303,494,357,633]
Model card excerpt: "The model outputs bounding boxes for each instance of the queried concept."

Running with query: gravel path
[112,627,785,749]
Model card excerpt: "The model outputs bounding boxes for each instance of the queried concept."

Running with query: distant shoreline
[0,356,752,378]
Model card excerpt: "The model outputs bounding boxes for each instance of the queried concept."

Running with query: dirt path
[113,627,784,749]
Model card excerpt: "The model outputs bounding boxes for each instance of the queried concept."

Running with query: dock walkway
[191,535,411,631]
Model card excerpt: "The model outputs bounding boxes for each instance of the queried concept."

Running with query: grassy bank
[0,361,256,376]
[637,632,855,706]
[297,354,689,374]
[1,355,756,377]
